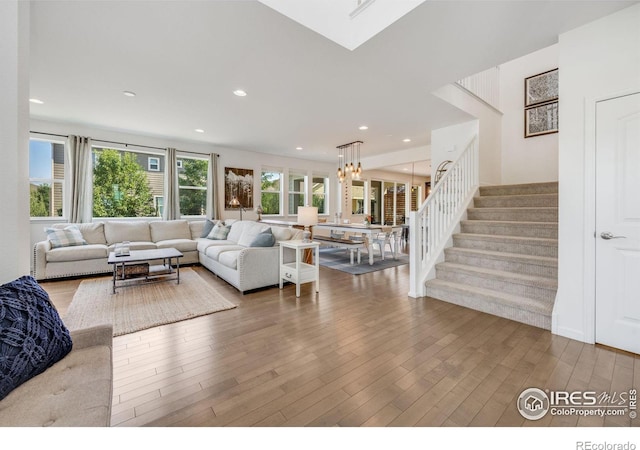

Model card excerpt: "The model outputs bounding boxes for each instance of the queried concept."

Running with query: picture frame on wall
[224,167,254,210]
[524,101,559,138]
[524,68,558,107]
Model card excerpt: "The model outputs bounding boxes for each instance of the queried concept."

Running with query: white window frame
[29,137,66,219]
[177,155,208,217]
[288,170,307,216]
[311,173,329,216]
[148,156,160,171]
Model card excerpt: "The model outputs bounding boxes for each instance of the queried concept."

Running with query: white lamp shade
[297,206,318,226]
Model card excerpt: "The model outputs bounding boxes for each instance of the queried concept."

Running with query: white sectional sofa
[33,219,302,293]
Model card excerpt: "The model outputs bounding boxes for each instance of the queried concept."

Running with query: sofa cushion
[46,244,108,262]
[207,223,231,240]
[271,226,292,242]
[250,229,275,247]
[218,250,240,270]
[196,238,232,253]
[156,239,197,253]
[45,226,87,249]
[104,221,151,245]
[237,222,271,247]
[150,220,191,242]
[107,241,157,252]
[226,220,248,243]
[0,276,73,401]
[205,244,244,261]
[50,222,107,245]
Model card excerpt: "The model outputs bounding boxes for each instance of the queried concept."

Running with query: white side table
[279,240,320,297]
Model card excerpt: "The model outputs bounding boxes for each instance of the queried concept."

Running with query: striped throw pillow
[45,226,88,248]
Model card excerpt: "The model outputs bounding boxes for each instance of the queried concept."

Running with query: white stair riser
[460,222,558,239]
[425,284,551,330]
[453,236,558,258]
[435,266,556,302]
[444,249,558,278]
[467,208,558,222]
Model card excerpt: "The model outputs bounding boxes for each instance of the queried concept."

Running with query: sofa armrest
[69,325,113,350]
[32,240,52,280]
[236,246,280,288]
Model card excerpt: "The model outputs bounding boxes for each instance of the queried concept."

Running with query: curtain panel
[163,147,181,220]
[65,135,93,223]
[206,153,220,219]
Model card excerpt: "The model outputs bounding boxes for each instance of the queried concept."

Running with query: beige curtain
[65,135,93,223]
[163,147,181,220]
[206,153,220,219]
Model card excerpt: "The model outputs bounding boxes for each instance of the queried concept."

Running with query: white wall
[29,119,336,249]
[499,44,559,184]
[432,85,502,186]
[0,1,30,284]
[430,120,479,182]
[554,3,640,342]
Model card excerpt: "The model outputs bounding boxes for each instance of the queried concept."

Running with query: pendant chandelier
[336,140,363,183]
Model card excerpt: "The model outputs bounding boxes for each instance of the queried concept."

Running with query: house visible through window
[29,139,65,218]
[177,156,208,216]
[92,147,164,218]
[261,169,282,215]
[148,157,160,171]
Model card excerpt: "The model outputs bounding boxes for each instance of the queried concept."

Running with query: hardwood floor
[42,258,639,428]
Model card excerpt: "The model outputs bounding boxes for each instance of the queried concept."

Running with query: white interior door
[595,92,640,354]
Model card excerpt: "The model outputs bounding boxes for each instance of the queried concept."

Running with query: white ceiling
[29,0,635,173]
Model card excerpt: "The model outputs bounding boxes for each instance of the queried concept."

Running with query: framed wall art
[224,167,254,209]
[525,101,558,138]
[524,68,558,107]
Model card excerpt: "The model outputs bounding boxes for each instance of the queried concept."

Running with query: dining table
[313,222,403,265]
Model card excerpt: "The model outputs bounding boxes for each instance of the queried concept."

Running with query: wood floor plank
[39,262,639,428]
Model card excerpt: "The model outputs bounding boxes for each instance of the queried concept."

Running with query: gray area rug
[63,267,237,336]
[319,247,409,275]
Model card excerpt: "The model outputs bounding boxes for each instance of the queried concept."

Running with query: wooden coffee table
[107,248,183,293]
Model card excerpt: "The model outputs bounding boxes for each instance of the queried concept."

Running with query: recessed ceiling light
[359,125,369,130]
[233,89,247,97]
[29,98,44,104]
[296,147,303,150]
[194,129,205,133]
[123,91,136,97]
[403,138,411,143]
[403,168,409,171]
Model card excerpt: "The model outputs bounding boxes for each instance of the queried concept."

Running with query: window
[178,157,208,216]
[176,160,183,169]
[382,181,407,225]
[261,170,282,215]
[92,147,164,218]
[312,175,329,215]
[288,171,306,215]
[148,157,160,171]
[154,196,164,217]
[29,139,64,217]
[351,180,366,214]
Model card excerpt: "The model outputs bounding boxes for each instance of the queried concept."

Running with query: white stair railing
[408,135,479,298]
[456,66,500,111]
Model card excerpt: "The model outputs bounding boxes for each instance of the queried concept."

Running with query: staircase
[425,182,558,330]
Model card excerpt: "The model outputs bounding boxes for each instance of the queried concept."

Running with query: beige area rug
[63,268,237,336]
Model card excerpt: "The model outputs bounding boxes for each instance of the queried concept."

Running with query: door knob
[600,231,627,240]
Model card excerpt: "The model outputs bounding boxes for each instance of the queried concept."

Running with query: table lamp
[297,206,318,243]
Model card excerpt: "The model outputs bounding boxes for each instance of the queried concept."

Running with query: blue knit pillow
[249,229,275,247]
[0,275,72,401]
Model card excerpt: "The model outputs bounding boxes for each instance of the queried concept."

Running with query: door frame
[584,87,640,345]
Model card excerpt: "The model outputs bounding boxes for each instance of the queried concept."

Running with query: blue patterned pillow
[207,223,231,240]
[45,226,87,249]
[0,275,73,401]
